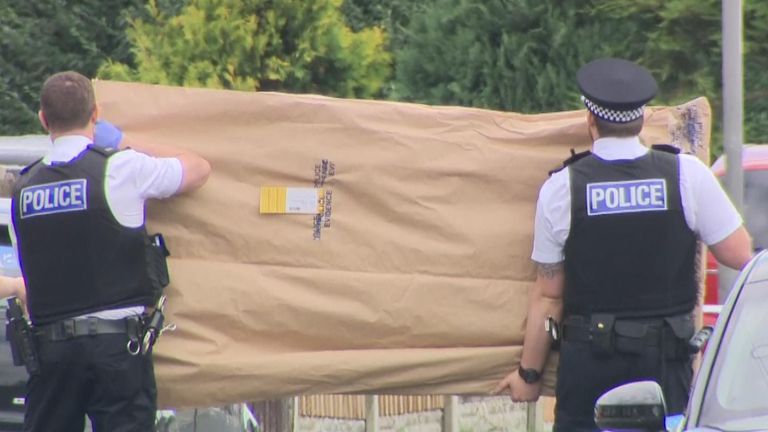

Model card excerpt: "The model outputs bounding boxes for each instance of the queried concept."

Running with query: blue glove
[94,119,123,149]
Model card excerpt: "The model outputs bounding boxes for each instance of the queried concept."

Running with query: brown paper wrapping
[93,80,710,408]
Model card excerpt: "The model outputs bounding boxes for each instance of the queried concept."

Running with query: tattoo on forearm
[536,261,564,279]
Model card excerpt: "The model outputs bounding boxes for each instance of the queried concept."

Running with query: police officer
[10,71,211,432]
[494,58,753,431]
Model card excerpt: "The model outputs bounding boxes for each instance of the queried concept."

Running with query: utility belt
[559,313,697,359]
[34,315,143,342]
[6,295,173,376]
[7,232,172,376]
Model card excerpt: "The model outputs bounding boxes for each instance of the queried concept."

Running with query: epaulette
[548,149,592,176]
[19,158,43,175]
[86,144,119,158]
[650,144,681,155]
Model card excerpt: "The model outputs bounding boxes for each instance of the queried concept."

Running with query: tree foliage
[392,0,768,149]
[99,0,392,98]
[341,0,422,49]
[743,2,768,143]
[594,0,722,102]
[594,0,768,149]
[0,0,143,135]
[2,0,767,151]
[392,0,643,112]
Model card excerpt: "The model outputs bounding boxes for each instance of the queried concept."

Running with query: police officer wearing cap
[10,71,211,432]
[495,58,753,431]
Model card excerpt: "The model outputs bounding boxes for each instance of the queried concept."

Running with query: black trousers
[553,339,693,432]
[24,333,157,432]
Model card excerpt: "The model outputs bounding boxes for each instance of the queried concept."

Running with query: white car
[594,250,768,431]
[0,197,25,431]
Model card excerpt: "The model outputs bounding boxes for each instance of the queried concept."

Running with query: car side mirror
[594,380,668,431]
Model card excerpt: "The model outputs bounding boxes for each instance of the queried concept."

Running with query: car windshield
[698,279,768,430]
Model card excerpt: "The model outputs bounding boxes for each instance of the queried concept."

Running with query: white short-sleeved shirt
[531,136,744,264]
[10,135,183,318]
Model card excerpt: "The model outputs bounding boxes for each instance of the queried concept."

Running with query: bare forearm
[520,262,564,370]
[494,261,563,400]
[0,277,25,301]
[709,225,753,270]
[521,296,562,369]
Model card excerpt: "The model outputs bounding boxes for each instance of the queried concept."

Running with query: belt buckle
[62,320,76,339]
[87,317,98,336]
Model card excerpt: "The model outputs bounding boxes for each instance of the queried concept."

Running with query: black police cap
[577,58,658,123]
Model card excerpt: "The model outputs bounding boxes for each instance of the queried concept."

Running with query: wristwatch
[518,366,542,384]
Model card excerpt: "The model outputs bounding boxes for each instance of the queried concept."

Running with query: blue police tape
[94,119,123,149]
[587,178,667,216]
[19,179,88,218]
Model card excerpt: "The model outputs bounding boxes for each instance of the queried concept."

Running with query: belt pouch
[146,233,171,301]
[614,320,650,355]
[590,314,615,356]
[664,314,695,360]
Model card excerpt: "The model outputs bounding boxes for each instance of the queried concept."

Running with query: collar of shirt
[592,136,648,161]
[43,135,92,164]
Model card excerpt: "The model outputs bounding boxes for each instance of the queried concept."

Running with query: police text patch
[587,179,667,216]
[20,179,88,219]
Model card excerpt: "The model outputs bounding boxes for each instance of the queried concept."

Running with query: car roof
[0,135,50,166]
[0,135,50,228]
[711,144,768,176]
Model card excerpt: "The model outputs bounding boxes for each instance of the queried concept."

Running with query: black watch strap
[518,366,542,384]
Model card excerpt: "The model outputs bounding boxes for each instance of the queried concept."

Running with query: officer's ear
[586,112,599,140]
[586,111,597,128]
[90,104,100,125]
[38,110,49,132]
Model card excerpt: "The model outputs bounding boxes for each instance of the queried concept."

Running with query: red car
[704,144,768,325]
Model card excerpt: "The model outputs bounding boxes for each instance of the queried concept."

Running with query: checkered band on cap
[581,96,645,124]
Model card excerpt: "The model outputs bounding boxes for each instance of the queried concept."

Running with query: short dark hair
[39,71,95,133]
[594,116,643,138]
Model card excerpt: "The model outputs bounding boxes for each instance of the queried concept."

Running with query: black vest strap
[19,158,43,175]
[650,144,681,155]
[85,144,118,157]
[549,149,592,176]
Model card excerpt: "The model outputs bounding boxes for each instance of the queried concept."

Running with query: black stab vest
[12,146,154,325]
[563,148,698,318]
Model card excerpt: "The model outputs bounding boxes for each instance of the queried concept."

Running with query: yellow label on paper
[260,187,322,214]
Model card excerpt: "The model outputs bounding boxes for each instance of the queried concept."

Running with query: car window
[0,167,20,277]
[699,281,768,430]
[0,244,19,277]
[743,170,768,250]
